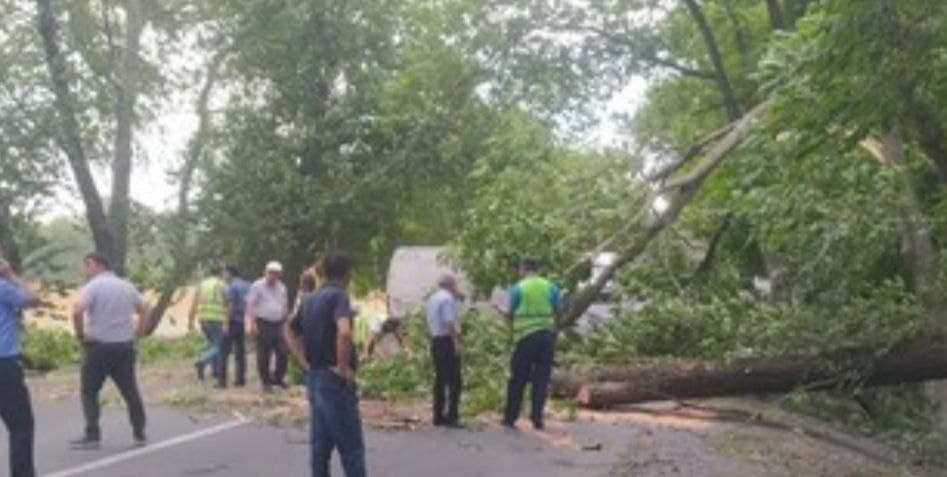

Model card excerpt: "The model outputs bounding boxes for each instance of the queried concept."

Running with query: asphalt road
[3,402,626,477]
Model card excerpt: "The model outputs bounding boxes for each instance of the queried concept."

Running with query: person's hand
[454,343,462,358]
[331,365,353,382]
[247,321,258,338]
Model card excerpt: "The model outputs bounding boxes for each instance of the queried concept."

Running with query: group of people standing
[0,248,562,477]
[190,261,290,392]
[424,257,560,432]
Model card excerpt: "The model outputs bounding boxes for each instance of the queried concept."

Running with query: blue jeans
[504,329,556,426]
[197,322,223,376]
[308,369,366,477]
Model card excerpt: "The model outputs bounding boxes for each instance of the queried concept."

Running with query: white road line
[44,419,248,477]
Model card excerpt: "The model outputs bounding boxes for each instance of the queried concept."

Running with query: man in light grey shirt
[71,252,151,448]
[425,274,462,427]
[246,261,289,392]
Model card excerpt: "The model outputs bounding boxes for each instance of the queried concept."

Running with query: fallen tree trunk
[553,343,947,408]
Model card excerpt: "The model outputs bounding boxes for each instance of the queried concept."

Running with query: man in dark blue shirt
[287,252,365,477]
[0,257,38,477]
[219,265,250,388]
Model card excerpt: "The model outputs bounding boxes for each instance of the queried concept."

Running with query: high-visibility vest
[512,277,556,342]
[197,277,226,323]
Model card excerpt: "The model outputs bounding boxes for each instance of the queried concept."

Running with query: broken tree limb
[558,102,771,329]
[552,342,947,408]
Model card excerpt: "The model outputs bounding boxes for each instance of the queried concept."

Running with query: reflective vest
[196,277,226,323]
[512,277,556,342]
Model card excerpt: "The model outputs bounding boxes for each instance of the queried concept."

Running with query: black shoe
[275,381,290,390]
[501,419,516,429]
[234,379,246,387]
[133,431,147,447]
[531,420,545,431]
[444,421,466,430]
[195,363,205,381]
[70,435,101,449]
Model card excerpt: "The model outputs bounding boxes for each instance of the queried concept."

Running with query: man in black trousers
[425,274,463,427]
[0,257,38,476]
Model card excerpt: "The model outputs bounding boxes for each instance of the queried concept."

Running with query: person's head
[322,252,352,285]
[299,271,317,294]
[519,256,540,277]
[264,261,283,285]
[225,265,241,282]
[209,264,223,279]
[83,252,112,280]
[438,273,458,294]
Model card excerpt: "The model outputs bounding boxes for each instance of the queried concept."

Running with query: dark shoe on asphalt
[133,431,147,447]
[501,420,517,430]
[234,380,246,387]
[531,420,545,431]
[70,435,101,450]
[444,421,466,430]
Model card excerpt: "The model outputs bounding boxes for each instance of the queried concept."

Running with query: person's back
[228,278,250,321]
[511,276,558,343]
[80,272,143,343]
[196,276,225,322]
[297,284,356,370]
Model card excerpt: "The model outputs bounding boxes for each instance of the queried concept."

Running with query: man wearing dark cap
[502,257,560,430]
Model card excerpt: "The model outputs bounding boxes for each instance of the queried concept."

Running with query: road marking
[45,418,248,477]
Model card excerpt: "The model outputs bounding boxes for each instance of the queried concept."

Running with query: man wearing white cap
[245,261,289,393]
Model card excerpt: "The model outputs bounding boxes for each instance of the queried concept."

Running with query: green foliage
[21,326,80,372]
[137,334,205,365]
[358,311,511,417]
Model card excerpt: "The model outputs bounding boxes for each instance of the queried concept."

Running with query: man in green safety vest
[190,265,229,385]
[502,257,560,430]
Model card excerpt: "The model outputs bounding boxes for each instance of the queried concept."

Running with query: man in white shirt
[425,274,462,427]
[246,261,289,393]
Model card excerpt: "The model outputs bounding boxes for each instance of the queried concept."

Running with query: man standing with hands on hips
[71,252,152,448]
[246,261,289,393]
[0,256,39,476]
[287,252,366,477]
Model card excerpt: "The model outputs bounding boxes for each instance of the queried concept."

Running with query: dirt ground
[25,357,941,477]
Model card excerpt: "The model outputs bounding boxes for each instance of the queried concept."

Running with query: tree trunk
[560,102,770,328]
[35,0,117,263]
[107,0,146,276]
[681,0,742,121]
[553,343,947,408]
[0,202,22,271]
[148,50,226,331]
[764,0,787,30]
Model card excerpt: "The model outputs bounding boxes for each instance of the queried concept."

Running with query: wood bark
[35,0,117,264]
[559,102,770,328]
[764,0,787,30]
[681,0,742,120]
[107,0,145,276]
[552,343,947,408]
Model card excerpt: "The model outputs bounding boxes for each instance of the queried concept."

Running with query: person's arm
[220,284,231,335]
[0,261,38,308]
[73,290,88,343]
[281,285,290,322]
[334,317,354,380]
[445,299,461,356]
[245,285,257,336]
[188,286,200,333]
[285,307,309,371]
[332,294,355,381]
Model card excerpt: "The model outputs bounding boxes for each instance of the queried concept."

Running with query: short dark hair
[225,265,241,277]
[520,256,540,272]
[85,252,112,270]
[322,252,351,281]
[209,264,223,275]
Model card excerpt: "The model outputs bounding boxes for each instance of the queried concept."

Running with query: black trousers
[219,320,246,386]
[503,329,556,426]
[255,319,287,386]
[0,357,35,477]
[81,342,146,438]
[430,337,462,425]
